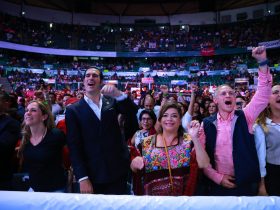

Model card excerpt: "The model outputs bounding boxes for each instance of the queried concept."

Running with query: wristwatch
[258,59,269,67]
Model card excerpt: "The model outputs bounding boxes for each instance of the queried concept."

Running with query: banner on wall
[42,79,56,84]
[189,66,200,72]
[139,67,151,72]
[258,39,280,49]
[171,80,187,85]
[201,47,215,56]
[141,77,154,84]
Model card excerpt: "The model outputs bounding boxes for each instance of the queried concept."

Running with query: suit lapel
[101,96,113,112]
[80,98,100,121]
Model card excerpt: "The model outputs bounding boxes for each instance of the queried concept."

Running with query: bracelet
[258,59,269,67]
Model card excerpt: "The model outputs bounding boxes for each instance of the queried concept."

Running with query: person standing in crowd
[130,102,210,196]
[33,90,51,110]
[17,96,25,122]
[130,90,139,105]
[235,96,247,110]
[18,100,67,192]
[129,109,157,194]
[136,95,160,120]
[182,85,197,131]
[200,46,272,196]
[208,101,217,116]
[254,84,280,196]
[131,110,157,148]
[66,67,138,194]
[49,92,62,118]
[192,102,203,122]
[0,92,21,190]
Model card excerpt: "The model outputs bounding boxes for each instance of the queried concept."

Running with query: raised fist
[100,84,122,98]
[252,46,267,63]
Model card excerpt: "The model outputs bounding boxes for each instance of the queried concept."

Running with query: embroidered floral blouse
[142,133,193,173]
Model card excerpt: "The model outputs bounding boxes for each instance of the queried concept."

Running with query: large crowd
[1,12,280,51]
[1,46,280,197]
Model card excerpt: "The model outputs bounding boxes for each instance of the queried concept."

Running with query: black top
[23,128,66,192]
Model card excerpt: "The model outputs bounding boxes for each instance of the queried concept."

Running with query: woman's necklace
[31,128,47,145]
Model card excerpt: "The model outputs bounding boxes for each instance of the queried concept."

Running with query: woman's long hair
[157,102,184,138]
[18,100,55,158]
[255,106,271,134]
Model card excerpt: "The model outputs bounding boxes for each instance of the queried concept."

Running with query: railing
[0,191,279,210]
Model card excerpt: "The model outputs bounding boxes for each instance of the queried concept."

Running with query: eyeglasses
[272,90,280,95]
[141,117,152,122]
[219,91,235,97]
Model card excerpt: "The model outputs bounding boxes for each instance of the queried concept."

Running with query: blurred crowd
[1,13,279,51]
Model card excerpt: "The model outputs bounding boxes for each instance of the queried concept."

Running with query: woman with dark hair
[129,109,157,194]
[177,102,187,116]
[131,110,157,148]
[130,102,209,196]
[192,102,203,122]
[18,100,67,192]
[208,101,218,116]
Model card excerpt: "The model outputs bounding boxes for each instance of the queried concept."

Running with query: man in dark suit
[66,67,138,194]
[0,92,21,190]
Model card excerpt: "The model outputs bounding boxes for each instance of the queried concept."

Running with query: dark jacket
[0,114,21,189]
[203,110,260,186]
[66,96,138,184]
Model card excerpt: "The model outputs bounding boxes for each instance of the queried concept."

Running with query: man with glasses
[200,46,272,196]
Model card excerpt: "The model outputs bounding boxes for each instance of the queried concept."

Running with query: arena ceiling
[4,0,278,16]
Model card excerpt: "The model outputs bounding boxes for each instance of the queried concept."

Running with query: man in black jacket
[0,92,21,190]
[66,67,138,194]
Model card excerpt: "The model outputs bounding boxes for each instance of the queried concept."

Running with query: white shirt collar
[83,94,103,120]
[84,94,103,108]
[266,117,280,126]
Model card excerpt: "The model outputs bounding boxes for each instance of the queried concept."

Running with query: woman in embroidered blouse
[18,100,67,192]
[254,85,280,196]
[130,102,210,196]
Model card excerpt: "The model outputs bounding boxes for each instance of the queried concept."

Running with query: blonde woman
[18,100,66,192]
[254,85,280,196]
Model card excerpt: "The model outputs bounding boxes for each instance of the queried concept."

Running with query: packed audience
[1,46,280,197]
[1,12,280,51]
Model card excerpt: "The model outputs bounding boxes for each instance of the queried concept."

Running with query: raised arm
[182,86,197,131]
[244,46,272,133]
[188,120,210,168]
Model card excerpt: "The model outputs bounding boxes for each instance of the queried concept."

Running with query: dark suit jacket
[0,114,21,185]
[66,96,138,184]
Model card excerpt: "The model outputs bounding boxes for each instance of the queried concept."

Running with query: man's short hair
[83,67,104,80]
[213,84,233,98]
